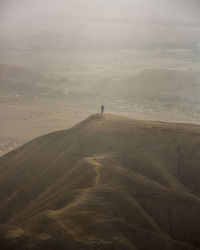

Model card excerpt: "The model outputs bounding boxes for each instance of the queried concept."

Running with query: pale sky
[0,0,199,69]
[1,0,199,22]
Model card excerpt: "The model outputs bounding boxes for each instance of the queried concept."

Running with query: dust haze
[1,2,200,249]
[0,0,200,154]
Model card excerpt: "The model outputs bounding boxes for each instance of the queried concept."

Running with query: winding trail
[84,156,105,186]
[46,156,106,238]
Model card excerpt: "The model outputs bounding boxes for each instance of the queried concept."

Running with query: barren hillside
[0,114,200,249]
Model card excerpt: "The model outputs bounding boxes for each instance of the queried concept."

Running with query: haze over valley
[0,0,200,155]
[0,2,200,249]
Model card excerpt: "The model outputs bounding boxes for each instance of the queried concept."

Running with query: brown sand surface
[0,114,200,249]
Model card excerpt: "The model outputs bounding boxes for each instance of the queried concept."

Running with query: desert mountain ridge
[1,113,200,249]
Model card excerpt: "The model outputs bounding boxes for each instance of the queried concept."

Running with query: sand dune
[0,114,200,249]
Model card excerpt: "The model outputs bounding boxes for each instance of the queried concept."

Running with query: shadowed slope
[0,114,200,249]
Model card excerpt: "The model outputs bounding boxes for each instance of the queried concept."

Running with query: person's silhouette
[101,105,104,113]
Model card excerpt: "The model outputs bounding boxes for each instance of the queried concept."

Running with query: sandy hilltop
[0,114,200,249]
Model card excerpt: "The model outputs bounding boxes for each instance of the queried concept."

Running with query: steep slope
[0,114,200,249]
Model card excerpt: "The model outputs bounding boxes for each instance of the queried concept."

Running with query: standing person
[101,105,104,113]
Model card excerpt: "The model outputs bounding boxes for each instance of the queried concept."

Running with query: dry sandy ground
[0,99,94,156]
[1,97,200,156]
[1,114,200,249]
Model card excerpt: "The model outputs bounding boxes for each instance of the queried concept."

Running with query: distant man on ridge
[101,105,104,113]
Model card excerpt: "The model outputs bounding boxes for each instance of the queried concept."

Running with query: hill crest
[1,114,200,249]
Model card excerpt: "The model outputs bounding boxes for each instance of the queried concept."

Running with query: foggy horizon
[0,0,200,155]
[1,0,200,52]
[1,2,200,250]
